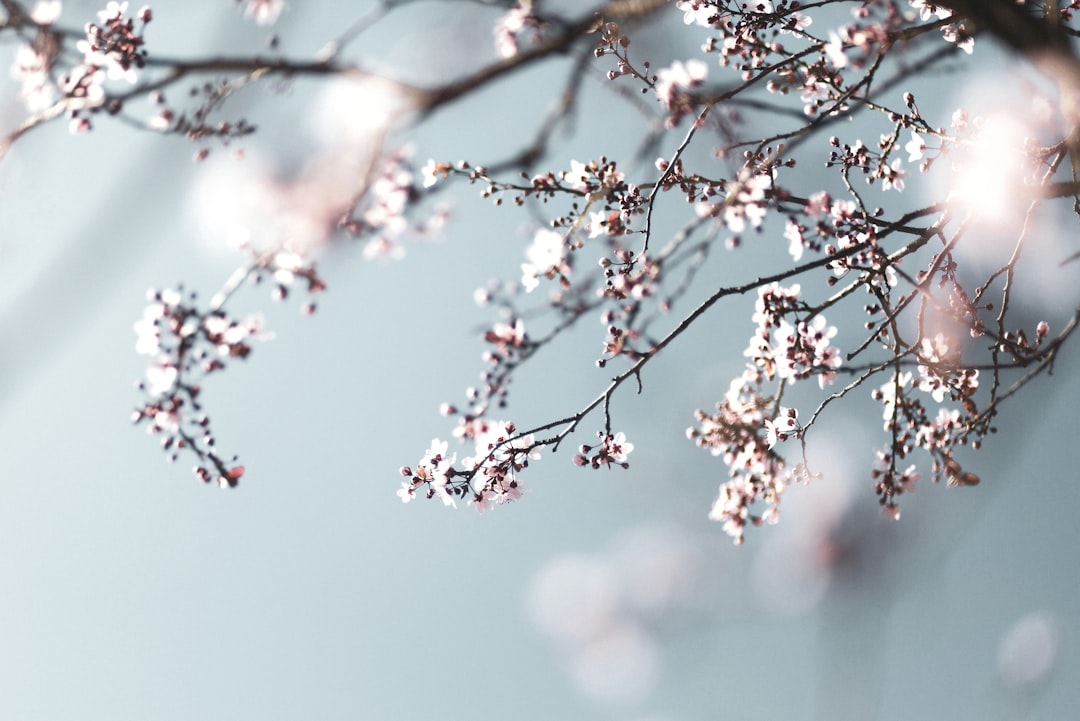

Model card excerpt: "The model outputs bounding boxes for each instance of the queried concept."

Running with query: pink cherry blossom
[676,0,718,27]
[520,228,567,292]
[824,32,847,69]
[881,158,906,192]
[909,0,951,21]
[30,1,61,23]
[241,0,284,26]
[764,407,799,449]
[905,131,925,163]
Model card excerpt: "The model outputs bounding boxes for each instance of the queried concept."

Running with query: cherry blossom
[942,23,974,54]
[783,218,805,261]
[880,158,906,192]
[239,0,283,26]
[764,407,799,450]
[676,0,718,28]
[916,333,979,404]
[494,0,541,59]
[721,168,772,233]
[781,11,812,34]
[871,449,922,518]
[909,1,951,22]
[0,0,1052,542]
[824,32,847,70]
[30,1,61,23]
[11,44,57,112]
[521,228,568,293]
[653,59,707,125]
[76,2,149,84]
[904,131,925,163]
[575,432,635,470]
[654,60,707,104]
[874,371,913,427]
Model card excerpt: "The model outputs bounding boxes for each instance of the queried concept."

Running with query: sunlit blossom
[946,112,1031,224]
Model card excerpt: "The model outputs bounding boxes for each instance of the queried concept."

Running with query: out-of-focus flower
[31,0,62,24]
[240,0,284,25]
[998,612,1058,688]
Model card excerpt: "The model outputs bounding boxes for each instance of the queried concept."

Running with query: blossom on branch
[11,43,57,112]
[77,2,149,84]
[764,407,799,450]
[521,228,569,293]
[653,59,706,126]
[493,0,541,58]
[574,432,635,470]
[16,0,1059,544]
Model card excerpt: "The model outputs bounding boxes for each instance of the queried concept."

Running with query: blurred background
[0,2,1076,720]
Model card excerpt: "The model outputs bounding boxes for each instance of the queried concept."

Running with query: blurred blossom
[946,112,1031,226]
[997,611,1059,688]
[751,533,832,616]
[749,436,858,615]
[30,1,61,24]
[308,77,412,151]
[240,0,285,26]
[12,45,58,112]
[189,101,411,261]
[493,1,540,59]
[187,151,283,256]
[520,228,566,293]
[528,554,621,645]
[569,621,660,706]
[527,525,713,705]
[935,69,1076,306]
[610,525,703,620]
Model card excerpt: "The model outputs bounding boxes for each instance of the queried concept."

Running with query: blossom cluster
[385,0,1075,539]
[870,339,983,514]
[8,1,151,128]
[6,0,293,144]
[687,365,815,544]
[131,246,326,486]
[574,432,635,470]
[744,283,842,389]
[66,2,152,132]
[348,148,450,261]
[693,164,774,238]
[5,0,1059,540]
[397,422,539,513]
[131,287,264,487]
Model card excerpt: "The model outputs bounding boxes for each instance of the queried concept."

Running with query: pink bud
[222,465,245,487]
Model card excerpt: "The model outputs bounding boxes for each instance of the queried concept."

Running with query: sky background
[0,2,1077,720]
